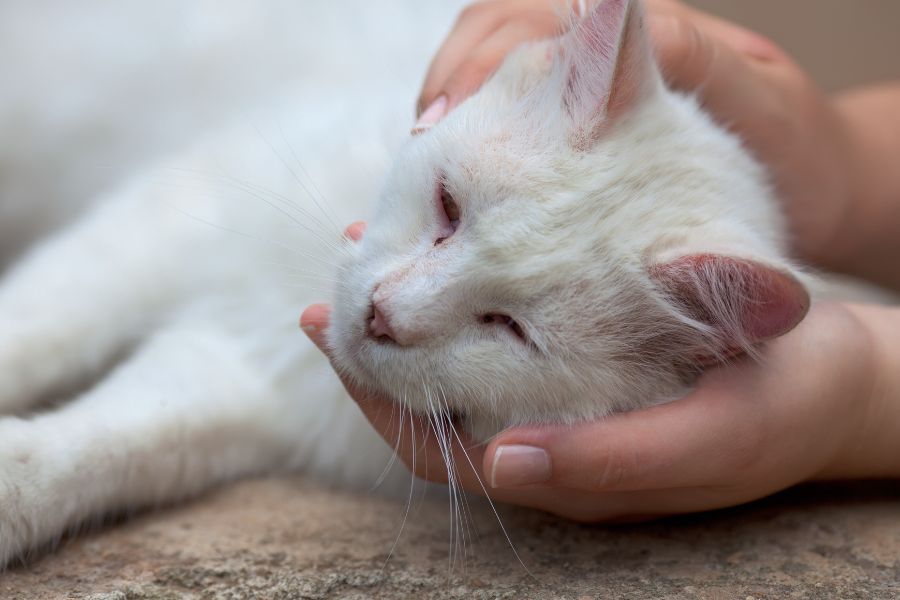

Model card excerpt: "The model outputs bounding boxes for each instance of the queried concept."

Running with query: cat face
[328,0,808,439]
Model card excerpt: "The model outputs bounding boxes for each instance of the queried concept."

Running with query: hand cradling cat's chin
[311,302,890,525]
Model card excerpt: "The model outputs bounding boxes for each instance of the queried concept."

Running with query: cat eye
[434,183,460,246]
[481,313,528,343]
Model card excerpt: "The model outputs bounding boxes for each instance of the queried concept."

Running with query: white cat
[0,0,808,566]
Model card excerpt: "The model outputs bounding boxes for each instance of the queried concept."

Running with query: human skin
[300,0,900,520]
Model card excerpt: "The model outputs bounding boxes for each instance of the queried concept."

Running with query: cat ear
[562,0,657,148]
[649,254,810,361]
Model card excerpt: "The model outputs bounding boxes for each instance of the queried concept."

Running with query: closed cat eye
[434,182,460,246]
[481,313,528,343]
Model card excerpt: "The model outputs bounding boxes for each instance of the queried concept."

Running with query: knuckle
[682,20,714,75]
[588,442,641,491]
[658,16,713,84]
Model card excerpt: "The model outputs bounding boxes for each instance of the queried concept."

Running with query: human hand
[302,290,900,522]
[415,0,857,274]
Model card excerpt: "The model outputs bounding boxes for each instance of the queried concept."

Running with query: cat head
[328,0,808,440]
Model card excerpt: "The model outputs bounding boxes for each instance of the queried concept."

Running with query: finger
[343,221,366,242]
[649,12,791,144]
[418,1,511,116]
[484,367,768,493]
[645,0,785,62]
[437,15,562,111]
[417,6,565,131]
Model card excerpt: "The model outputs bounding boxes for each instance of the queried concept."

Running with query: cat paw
[0,418,47,568]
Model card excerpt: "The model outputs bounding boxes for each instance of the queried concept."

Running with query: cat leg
[0,185,206,415]
[0,324,310,567]
[0,321,391,567]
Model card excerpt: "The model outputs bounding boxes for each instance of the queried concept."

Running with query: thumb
[483,372,759,493]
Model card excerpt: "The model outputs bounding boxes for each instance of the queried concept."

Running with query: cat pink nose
[369,300,398,343]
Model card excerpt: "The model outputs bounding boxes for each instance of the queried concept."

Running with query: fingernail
[490,445,551,488]
[301,324,317,335]
[411,95,447,135]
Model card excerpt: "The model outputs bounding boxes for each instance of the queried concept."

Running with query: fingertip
[412,94,448,135]
[343,221,366,242]
[300,303,331,349]
[415,89,438,118]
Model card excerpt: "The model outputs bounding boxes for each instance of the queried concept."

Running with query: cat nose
[369,282,432,346]
[369,300,398,343]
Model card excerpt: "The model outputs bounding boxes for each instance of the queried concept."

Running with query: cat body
[0,0,808,565]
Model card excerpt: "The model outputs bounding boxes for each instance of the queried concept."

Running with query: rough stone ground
[3,477,899,599]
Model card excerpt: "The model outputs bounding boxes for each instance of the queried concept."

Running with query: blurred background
[689,0,899,91]
[1,0,897,264]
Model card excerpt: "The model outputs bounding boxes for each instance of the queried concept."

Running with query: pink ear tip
[650,253,811,346]
[744,265,810,341]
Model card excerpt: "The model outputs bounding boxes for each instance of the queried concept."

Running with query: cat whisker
[210,158,339,234]
[252,122,344,237]
[162,199,341,270]
[425,389,459,577]
[280,284,333,295]
[380,400,415,575]
[443,397,535,580]
[167,168,351,259]
[437,387,476,570]
[275,120,346,234]
[265,263,340,283]
[371,398,401,491]
[205,168,352,258]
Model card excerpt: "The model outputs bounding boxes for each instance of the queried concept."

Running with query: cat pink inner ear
[564,0,655,146]
[650,254,811,353]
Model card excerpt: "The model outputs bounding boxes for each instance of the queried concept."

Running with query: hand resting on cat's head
[415,0,869,282]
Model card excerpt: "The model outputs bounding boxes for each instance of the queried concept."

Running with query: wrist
[817,304,900,480]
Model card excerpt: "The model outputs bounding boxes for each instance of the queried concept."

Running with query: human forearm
[829,84,900,290]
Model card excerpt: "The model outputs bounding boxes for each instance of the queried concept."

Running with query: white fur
[0,0,813,565]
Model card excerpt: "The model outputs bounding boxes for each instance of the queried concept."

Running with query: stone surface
[4,477,899,599]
